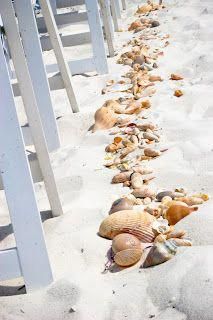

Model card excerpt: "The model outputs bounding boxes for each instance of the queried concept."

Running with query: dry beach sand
[1,0,213,319]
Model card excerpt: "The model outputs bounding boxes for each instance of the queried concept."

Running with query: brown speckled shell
[99,210,156,242]
[112,233,141,253]
[114,248,142,267]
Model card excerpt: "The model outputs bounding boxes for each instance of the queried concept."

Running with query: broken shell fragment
[141,100,151,109]
[165,205,198,225]
[174,89,183,97]
[170,74,183,80]
[109,198,134,215]
[99,210,156,242]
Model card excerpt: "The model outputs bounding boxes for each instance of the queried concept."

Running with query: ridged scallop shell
[99,210,156,242]
[109,198,133,215]
[166,205,198,225]
[112,233,141,253]
[114,248,142,267]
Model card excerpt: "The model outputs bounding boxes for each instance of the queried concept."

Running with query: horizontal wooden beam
[37,11,88,32]
[12,57,96,95]
[40,31,91,50]
[56,0,85,8]
[0,248,22,281]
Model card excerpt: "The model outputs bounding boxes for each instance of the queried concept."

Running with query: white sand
[1,0,213,319]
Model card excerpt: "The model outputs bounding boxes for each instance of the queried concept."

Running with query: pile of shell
[92,1,209,270]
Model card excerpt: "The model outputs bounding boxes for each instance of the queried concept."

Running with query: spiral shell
[99,210,156,242]
[143,240,177,268]
[166,205,198,225]
[114,249,142,267]
[111,171,132,184]
[92,105,117,132]
[109,198,133,215]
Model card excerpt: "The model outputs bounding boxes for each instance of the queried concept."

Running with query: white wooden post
[114,0,121,18]
[121,0,126,10]
[85,0,108,74]
[50,0,57,14]
[39,0,79,113]
[13,0,60,152]
[0,39,53,292]
[110,0,119,31]
[99,0,115,57]
[0,1,63,217]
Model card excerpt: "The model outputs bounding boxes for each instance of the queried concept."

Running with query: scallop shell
[99,210,156,242]
[109,198,133,215]
[175,197,204,206]
[166,205,198,225]
[143,240,177,268]
[144,148,161,157]
[131,172,144,189]
[114,248,142,267]
[112,233,141,254]
[111,171,132,184]
[132,187,155,199]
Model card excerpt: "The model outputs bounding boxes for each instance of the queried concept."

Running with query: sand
[1,0,213,319]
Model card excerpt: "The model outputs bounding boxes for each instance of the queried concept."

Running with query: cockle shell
[144,148,161,157]
[109,198,133,214]
[165,205,198,225]
[99,210,156,241]
[131,172,144,189]
[132,187,155,199]
[175,197,204,206]
[111,171,132,184]
[114,248,142,267]
[142,240,177,268]
[112,233,141,253]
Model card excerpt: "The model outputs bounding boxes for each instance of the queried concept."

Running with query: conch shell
[111,171,132,184]
[99,210,156,242]
[92,102,117,132]
[109,198,133,214]
[142,240,177,268]
[165,205,198,225]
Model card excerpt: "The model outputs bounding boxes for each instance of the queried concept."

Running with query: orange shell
[174,90,183,97]
[112,233,141,254]
[99,210,156,242]
[166,205,198,225]
[114,248,142,267]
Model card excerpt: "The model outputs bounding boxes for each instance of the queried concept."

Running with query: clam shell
[132,187,155,199]
[143,240,177,268]
[99,210,156,242]
[112,233,141,254]
[114,248,142,267]
[111,171,132,184]
[166,205,198,225]
[109,198,133,215]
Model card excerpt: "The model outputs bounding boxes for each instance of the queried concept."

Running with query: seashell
[132,166,153,175]
[131,172,144,189]
[144,148,161,157]
[123,181,131,187]
[149,75,162,82]
[114,248,142,267]
[143,132,159,142]
[169,238,192,247]
[156,191,175,201]
[120,144,137,159]
[170,74,183,80]
[152,218,170,234]
[132,187,155,199]
[192,193,209,201]
[151,20,160,28]
[137,123,156,131]
[144,206,161,218]
[112,233,141,254]
[173,192,185,198]
[133,55,145,65]
[136,4,152,14]
[165,205,198,225]
[154,234,167,243]
[111,171,132,184]
[174,90,183,97]
[143,197,152,205]
[123,58,133,66]
[99,210,156,241]
[166,229,186,239]
[128,20,143,31]
[109,198,133,215]
[163,200,188,208]
[175,197,204,206]
[142,240,177,268]
[175,187,187,194]
[141,100,151,109]
[92,105,117,132]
